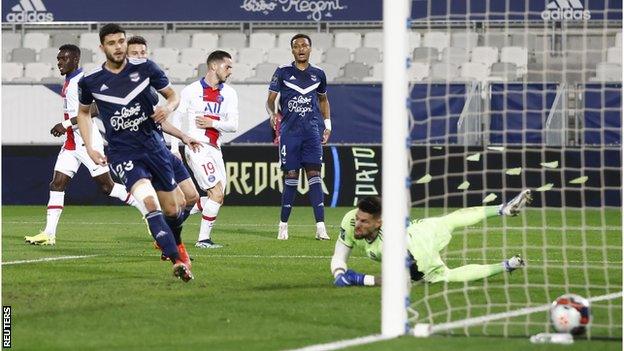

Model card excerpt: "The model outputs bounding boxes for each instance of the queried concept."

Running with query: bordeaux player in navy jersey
[266,34,332,241]
[76,24,192,281]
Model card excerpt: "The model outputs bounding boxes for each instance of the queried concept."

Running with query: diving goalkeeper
[331,190,532,287]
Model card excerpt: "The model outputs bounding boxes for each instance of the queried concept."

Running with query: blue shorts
[109,147,177,192]
[170,152,191,183]
[279,132,322,171]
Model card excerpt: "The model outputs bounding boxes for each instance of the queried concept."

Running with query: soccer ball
[550,294,591,335]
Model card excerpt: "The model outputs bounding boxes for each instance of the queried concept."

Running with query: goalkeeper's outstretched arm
[331,240,379,287]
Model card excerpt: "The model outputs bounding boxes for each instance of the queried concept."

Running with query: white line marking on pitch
[2,255,99,266]
[285,334,394,351]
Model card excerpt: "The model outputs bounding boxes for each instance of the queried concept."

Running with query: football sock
[444,264,505,282]
[441,206,500,232]
[164,212,186,245]
[280,178,298,222]
[44,191,64,237]
[198,199,221,242]
[189,196,207,215]
[307,176,324,222]
[109,183,146,215]
[145,210,179,261]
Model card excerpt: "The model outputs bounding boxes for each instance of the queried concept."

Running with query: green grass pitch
[2,205,621,350]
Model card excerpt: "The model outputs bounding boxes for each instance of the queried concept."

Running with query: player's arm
[317,72,331,144]
[212,90,239,133]
[331,239,379,287]
[160,119,201,153]
[152,86,179,124]
[77,104,106,165]
[266,91,279,130]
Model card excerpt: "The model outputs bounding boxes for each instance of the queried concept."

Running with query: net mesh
[405,0,622,339]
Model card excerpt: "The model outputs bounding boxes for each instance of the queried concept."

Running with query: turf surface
[2,205,621,350]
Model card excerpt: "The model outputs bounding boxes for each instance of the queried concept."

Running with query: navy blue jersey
[78,58,170,155]
[268,62,327,136]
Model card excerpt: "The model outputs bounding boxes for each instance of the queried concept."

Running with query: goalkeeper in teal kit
[331,190,532,286]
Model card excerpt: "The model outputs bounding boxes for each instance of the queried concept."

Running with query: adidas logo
[100,84,109,91]
[6,0,54,22]
[289,75,296,80]
[541,0,591,21]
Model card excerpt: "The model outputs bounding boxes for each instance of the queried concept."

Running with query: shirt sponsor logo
[287,95,313,117]
[110,103,148,131]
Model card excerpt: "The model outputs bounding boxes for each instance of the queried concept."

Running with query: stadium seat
[180,48,207,65]
[276,32,298,49]
[423,32,450,52]
[137,32,163,48]
[2,62,23,81]
[440,47,469,65]
[218,48,238,62]
[247,62,277,82]
[334,32,362,52]
[616,32,622,47]
[316,62,339,81]
[152,48,179,69]
[229,63,253,82]
[470,46,498,67]
[363,31,383,50]
[362,62,383,81]
[24,62,53,81]
[3,49,11,62]
[510,32,537,50]
[500,46,528,74]
[166,63,195,82]
[10,48,36,64]
[164,33,190,50]
[413,47,439,63]
[79,48,94,64]
[41,76,63,84]
[219,33,247,49]
[196,62,207,77]
[592,62,622,81]
[23,33,50,52]
[266,48,292,65]
[79,33,101,52]
[409,31,421,51]
[51,32,79,47]
[249,32,276,50]
[490,62,519,81]
[408,62,430,81]
[353,47,380,66]
[2,32,22,51]
[309,48,324,64]
[191,33,218,50]
[607,47,622,64]
[451,31,478,49]
[83,62,101,74]
[238,47,265,67]
[309,32,333,50]
[338,62,370,81]
[483,32,510,48]
[38,47,59,64]
[324,47,351,68]
[92,49,106,65]
[460,62,489,81]
[430,62,459,80]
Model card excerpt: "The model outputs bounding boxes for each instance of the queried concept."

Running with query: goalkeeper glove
[344,269,365,286]
[334,273,352,287]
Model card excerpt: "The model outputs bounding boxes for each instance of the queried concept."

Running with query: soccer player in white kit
[25,44,142,246]
[170,50,238,248]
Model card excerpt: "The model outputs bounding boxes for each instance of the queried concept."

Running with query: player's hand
[195,116,214,129]
[322,129,331,145]
[182,135,203,153]
[87,149,107,166]
[269,112,281,131]
[334,273,353,287]
[151,105,171,124]
[50,123,67,137]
